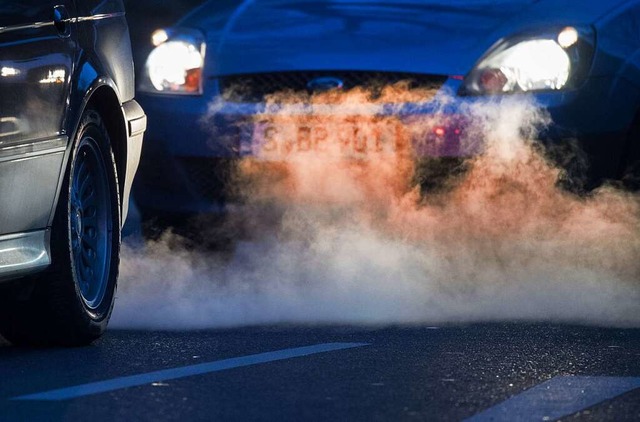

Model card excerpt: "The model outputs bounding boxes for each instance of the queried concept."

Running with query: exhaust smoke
[111,85,640,330]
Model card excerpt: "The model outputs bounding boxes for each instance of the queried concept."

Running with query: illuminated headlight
[463,26,594,95]
[140,28,206,95]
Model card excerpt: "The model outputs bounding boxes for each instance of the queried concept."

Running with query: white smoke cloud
[112,89,640,330]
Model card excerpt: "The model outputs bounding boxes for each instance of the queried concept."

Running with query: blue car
[134,0,640,220]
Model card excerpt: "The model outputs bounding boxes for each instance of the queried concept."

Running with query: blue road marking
[13,342,369,401]
[465,376,640,422]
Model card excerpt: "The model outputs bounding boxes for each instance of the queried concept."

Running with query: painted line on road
[465,376,640,422]
[12,342,370,401]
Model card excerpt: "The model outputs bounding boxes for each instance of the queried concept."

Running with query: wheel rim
[70,136,112,310]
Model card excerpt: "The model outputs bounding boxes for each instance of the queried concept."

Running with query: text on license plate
[251,120,408,158]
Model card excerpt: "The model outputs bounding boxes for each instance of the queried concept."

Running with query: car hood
[181,0,626,77]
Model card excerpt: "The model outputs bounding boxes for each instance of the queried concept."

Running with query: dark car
[134,0,640,219]
[0,1,146,346]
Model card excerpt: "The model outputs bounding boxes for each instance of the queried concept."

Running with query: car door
[0,1,77,235]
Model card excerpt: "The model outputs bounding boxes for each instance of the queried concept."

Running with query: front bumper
[121,100,147,223]
[134,75,637,214]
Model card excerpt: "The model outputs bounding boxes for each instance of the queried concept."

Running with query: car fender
[49,75,132,228]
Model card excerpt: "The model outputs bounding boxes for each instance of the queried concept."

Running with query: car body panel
[592,2,640,84]
[72,0,136,105]
[0,1,77,145]
[0,0,77,234]
[0,0,145,281]
[0,150,65,234]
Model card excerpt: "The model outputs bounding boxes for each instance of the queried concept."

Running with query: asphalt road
[1,324,639,421]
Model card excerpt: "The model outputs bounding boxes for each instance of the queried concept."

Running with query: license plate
[249,118,408,159]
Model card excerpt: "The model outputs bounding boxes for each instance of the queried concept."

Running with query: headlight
[140,28,206,95]
[462,26,595,95]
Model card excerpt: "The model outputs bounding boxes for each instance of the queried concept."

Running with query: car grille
[217,71,448,102]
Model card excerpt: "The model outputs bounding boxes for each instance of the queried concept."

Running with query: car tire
[0,110,121,347]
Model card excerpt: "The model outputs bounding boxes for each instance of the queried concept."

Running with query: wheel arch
[51,79,129,228]
[82,83,128,209]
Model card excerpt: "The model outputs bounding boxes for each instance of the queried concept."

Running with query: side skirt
[0,230,50,282]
